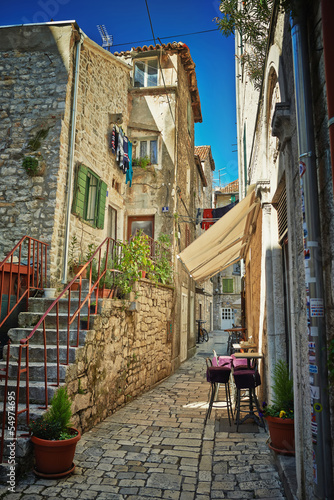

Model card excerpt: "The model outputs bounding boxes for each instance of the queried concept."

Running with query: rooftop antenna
[97,25,113,51]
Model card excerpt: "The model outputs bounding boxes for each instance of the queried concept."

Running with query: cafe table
[232,342,257,352]
[233,351,263,368]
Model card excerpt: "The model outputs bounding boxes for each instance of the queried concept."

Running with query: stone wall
[0,25,72,261]
[65,280,173,432]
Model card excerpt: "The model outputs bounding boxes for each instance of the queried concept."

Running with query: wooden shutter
[72,164,88,218]
[223,278,234,293]
[96,180,107,229]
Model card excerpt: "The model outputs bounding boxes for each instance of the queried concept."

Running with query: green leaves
[30,386,73,440]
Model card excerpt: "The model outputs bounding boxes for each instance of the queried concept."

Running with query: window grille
[276,185,288,242]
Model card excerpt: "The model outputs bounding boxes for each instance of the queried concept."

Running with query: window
[134,58,158,87]
[72,164,107,229]
[108,206,117,241]
[127,215,154,240]
[222,278,234,293]
[135,139,158,165]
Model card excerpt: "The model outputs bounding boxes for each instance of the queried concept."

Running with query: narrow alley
[0,331,288,500]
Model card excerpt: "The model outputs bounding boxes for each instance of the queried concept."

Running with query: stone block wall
[65,280,173,432]
[0,25,72,261]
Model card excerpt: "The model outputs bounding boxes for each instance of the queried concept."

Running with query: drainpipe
[291,10,333,499]
[61,30,83,284]
[321,0,334,196]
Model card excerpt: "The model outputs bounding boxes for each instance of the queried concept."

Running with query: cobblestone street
[0,331,287,500]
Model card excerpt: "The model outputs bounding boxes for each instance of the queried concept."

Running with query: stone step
[7,327,88,346]
[28,297,100,315]
[0,379,59,405]
[18,311,96,330]
[0,403,46,432]
[3,343,81,364]
[0,360,68,382]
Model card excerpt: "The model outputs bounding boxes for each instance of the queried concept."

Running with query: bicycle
[199,325,209,343]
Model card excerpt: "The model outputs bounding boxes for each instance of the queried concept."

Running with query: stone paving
[0,331,286,499]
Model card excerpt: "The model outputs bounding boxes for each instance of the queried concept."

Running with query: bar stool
[232,360,265,431]
[205,357,233,425]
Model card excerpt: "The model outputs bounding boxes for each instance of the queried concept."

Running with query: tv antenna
[97,25,113,51]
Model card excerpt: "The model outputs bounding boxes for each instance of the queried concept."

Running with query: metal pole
[62,31,83,284]
[291,12,333,499]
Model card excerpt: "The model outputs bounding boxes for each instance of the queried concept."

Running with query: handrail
[0,236,48,329]
[17,237,121,414]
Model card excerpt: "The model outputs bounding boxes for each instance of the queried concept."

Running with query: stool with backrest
[205,357,233,425]
[232,357,265,431]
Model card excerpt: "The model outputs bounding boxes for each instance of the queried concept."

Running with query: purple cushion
[231,354,248,369]
[218,356,232,368]
[207,366,231,383]
[233,369,261,389]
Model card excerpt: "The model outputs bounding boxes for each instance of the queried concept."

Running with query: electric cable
[112,28,220,49]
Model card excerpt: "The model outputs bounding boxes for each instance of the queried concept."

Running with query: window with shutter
[72,165,107,229]
[223,278,234,293]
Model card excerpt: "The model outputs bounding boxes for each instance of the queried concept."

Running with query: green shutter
[72,165,88,218]
[96,180,107,229]
[223,279,234,294]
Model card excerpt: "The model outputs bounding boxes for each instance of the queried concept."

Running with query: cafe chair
[232,359,265,431]
[205,357,233,426]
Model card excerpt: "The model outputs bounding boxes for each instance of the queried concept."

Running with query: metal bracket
[299,151,312,158]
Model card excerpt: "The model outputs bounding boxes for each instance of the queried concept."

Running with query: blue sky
[2,0,238,186]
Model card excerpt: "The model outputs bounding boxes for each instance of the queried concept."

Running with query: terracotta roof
[219,179,239,193]
[114,42,202,123]
[194,145,215,171]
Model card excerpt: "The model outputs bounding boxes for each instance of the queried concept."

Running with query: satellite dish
[97,25,113,51]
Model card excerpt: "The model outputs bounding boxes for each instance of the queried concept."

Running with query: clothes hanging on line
[126,141,133,187]
[200,202,239,230]
[116,127,124,168]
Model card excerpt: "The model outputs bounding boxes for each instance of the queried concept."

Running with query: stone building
[193,146,215,333]
[0,21,203,371]
[233,1,334,498]
[212,180,241,330]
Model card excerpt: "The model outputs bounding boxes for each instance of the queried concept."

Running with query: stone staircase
[0,283,97,479]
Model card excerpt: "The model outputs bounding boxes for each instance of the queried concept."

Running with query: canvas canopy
[177,185,259,282]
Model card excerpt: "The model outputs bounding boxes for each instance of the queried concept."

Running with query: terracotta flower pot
[31,428,81,477]
[96,288,114,299]
[73,264,87,279]
[266,416,295,455]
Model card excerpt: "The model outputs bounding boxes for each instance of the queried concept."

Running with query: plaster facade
[235,3,334,498]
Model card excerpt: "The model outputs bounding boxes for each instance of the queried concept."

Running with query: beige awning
[178,185,259,282]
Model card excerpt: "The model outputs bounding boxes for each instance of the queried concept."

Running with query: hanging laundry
[111,125,118,154]
[123,135,129,173]
[196,208,203,225]
[126,141,133,187]
[116,128,124,168]
[201,208,213,230]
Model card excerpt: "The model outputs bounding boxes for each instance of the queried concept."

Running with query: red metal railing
[0,236,48,329]
[9,237,121,442]
[0,234,172,462]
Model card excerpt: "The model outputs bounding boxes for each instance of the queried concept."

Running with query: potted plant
[114,231,154,297]
[79,316,89,330]
[91,254,116,298]
[150,234,173,285]
[30,386,81,477]
[261,360,295,455]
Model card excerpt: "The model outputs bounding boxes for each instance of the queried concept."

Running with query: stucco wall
[65,280,173,432]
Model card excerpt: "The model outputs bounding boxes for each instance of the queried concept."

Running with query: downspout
[290,10,333,500]
[321,0,334,196]
[61,29,83,284]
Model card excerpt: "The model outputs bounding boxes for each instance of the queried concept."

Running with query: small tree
[216,0,296,89]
